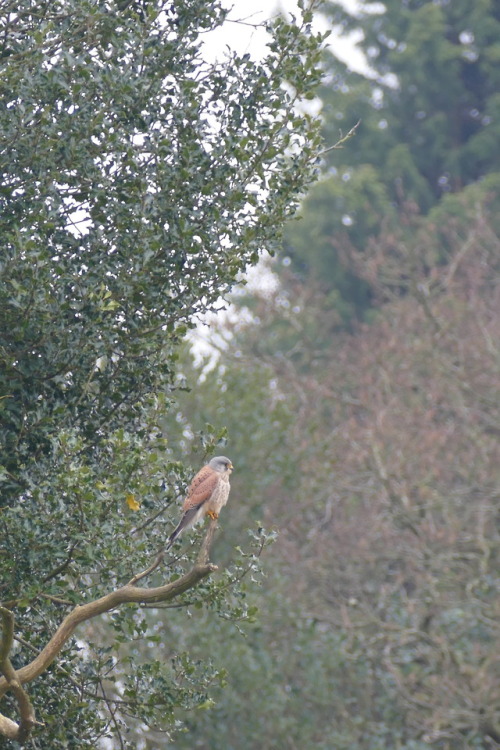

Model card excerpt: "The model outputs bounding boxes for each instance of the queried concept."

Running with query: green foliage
[322,0,500,201]
[0,0,325,745]
[0,0,325,495]
[281,0,500,318]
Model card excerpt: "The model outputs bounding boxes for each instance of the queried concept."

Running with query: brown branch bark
[0,518,219,743]
[0,607,39,742]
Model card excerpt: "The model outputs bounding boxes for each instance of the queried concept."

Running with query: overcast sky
[204,0,368,74]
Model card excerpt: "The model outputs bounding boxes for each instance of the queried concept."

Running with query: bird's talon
[206,510,218,520]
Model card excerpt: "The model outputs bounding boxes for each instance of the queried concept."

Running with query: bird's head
[209,456,233,474]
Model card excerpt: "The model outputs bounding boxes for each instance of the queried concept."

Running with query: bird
[165,456,233,551]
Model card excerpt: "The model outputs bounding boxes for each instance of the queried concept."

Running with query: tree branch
[0,607,40,742]
[126,548,166,586]
[318,119,361,156]
[0,521,220,742]
[197,516,218,565]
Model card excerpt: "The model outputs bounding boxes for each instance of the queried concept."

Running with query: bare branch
[127,548,166,586]
[197,517,218,565]
[318,119,361,156]
[0,607,13,666]
[0,713,19,741]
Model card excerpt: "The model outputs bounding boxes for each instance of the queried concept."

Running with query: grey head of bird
[209,456,233,474]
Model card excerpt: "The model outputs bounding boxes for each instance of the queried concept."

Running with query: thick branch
[0,607,14,665]
[0,520,219,700]
[0,607,38,742]
[0,713,19,740]
[198,517,218,564]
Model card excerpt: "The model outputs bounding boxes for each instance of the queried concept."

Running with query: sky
[203,0,368,74]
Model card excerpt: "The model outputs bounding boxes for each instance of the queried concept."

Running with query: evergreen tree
[322,0,500,204]
[0,1,325,745]
[283,0,500,315]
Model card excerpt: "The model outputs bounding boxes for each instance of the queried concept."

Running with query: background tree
[149,1,500,743]
[0,0,326,745]
[323,0,500,199]
[165,191,500,750]
[283,0,500,319]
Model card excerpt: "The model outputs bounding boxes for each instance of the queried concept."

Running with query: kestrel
[165,456,233,550]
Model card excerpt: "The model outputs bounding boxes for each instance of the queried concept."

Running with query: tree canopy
[283,0,500,318]
[0,0,326,745]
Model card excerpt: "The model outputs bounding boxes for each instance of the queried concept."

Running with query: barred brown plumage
[165,456,233,551]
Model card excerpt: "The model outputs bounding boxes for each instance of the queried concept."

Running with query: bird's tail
[165,536,174,551]
[165,507,199,551]
[165,524,181,551]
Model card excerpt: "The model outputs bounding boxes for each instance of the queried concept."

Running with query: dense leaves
[0,0,325,746]
[0,0,325,494]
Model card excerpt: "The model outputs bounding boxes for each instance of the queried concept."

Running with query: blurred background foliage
[280,0,500,325]
[146,1,500,748]
[157,211,500,749]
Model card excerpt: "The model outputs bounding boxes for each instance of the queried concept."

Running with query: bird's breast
[206,477,230,515]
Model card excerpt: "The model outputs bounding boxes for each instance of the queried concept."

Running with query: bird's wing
[182,465,219,512]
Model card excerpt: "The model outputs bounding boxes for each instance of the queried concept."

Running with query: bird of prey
[165,456,233,551]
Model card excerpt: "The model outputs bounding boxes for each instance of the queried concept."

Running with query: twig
[318,119,361,156]
[126,549,166,586]
[98,677,125,750]
[42,542,78,584]
[131,503,172,536]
